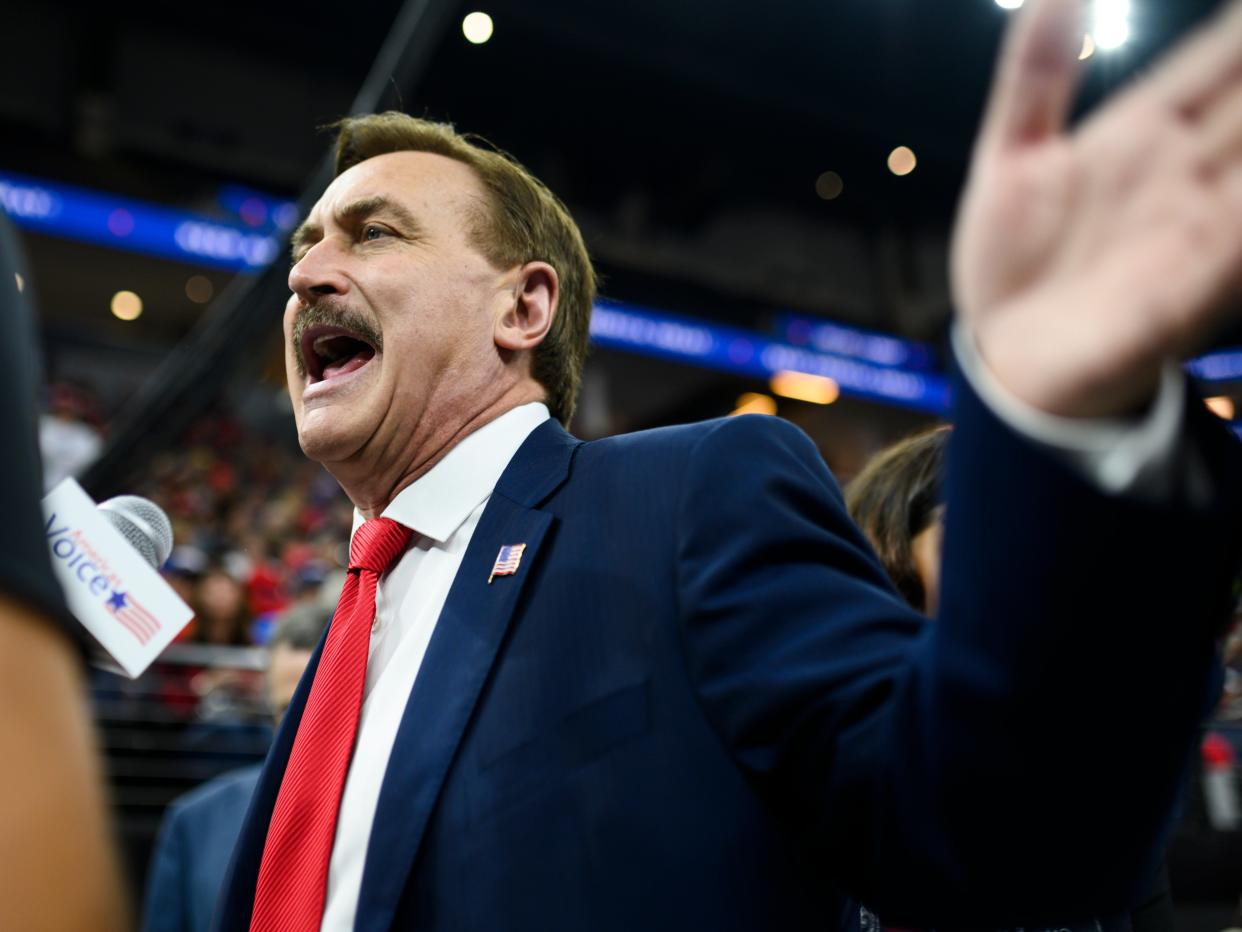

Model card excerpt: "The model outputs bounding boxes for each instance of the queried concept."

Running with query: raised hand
[952,0,1242,418]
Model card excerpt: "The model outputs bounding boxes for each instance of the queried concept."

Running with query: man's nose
[288,241,350,302]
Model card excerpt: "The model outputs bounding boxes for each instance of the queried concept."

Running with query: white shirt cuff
[951,324,1186,497]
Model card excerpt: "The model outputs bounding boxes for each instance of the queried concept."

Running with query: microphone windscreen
[97,496,174,570]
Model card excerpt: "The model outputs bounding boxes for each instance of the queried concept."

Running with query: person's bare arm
[0,593,127,932]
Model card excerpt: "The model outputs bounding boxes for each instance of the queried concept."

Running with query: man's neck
[329,383,546,519]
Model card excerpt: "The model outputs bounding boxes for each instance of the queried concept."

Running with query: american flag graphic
[106,590,161,645]
[488,543,526,584]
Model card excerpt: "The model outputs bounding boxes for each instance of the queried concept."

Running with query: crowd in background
[39,378,1242,926]
[42,380,354,651]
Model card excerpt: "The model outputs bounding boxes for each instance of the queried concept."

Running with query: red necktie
[250,517,412,931]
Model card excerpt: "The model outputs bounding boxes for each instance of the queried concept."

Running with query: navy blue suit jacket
[216,376,1242,931]
[146,765,262,932]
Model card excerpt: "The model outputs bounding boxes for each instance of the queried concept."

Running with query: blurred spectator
[845,426,1175,932]
[1162,589,1242,921]
[126,411,353,649]
[141,602,331,932]
[844,426,948,613]
[38,381,105,490]
[163,547,208,638]
[193,566,252,647]
[186,565,260,719]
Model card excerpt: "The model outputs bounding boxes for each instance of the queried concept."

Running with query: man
[145,603,331,932]
[217,1,1242,928]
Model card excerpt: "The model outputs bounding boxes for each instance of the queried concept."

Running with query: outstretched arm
[677,398,1241,927]
[955,0,1242,420]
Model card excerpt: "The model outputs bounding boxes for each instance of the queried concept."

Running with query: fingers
[1143,0,1242,115]
[1199,77,1242,176]
[976,0,1087,156]
[1154,159,1242,348]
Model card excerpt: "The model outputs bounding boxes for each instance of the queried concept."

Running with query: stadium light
[770,372,840,405]
[1206,396,1236,421]
[185,275,213,305]
[462,12,494,44]
[730,394,778,417]
[815,171,844,201]
[1092,0,1131,50]
[111,290,143,321]
[887,146,917,177]
[993,0,1132,53]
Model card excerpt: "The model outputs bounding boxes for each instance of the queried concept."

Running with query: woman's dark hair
[845,426,950,611]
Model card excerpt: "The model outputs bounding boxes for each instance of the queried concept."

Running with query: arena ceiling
[3,0,1230,450]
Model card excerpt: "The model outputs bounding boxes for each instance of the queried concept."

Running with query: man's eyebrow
[336,195,423,235]
[290,220,321,258]
[289,195,423,260]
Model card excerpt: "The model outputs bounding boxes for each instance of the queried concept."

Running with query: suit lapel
[354,419,578,932]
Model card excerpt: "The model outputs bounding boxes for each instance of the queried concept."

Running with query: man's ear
[495,261,558,352]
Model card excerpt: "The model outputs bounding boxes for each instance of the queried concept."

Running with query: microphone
[42,479,193,676]
[96,495,173,571]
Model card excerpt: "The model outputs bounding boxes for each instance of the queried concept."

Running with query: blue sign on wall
[5,168,1240,414]
[0,171,281,271]
[590,300,951,414]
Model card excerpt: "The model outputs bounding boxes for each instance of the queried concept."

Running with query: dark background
[3,0,1230,477]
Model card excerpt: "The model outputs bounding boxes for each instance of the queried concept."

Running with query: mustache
[290,302,384,377]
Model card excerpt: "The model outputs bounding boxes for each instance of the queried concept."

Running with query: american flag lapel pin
[488,543,527,584]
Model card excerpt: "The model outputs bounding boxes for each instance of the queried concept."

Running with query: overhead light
[185,275,214,305]
[14,273,23,292]
[1206,396,1236,421]
[887,146,917,177]
[111,290,142,321]
[730,393,778,417]
[770,371,840,405]
[995,0,1131,52]
[462,11,494,44]
[815,171,844,201]
[1092,0,1131,50]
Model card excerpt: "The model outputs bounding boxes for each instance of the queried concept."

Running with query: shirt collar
[350,403,550,545]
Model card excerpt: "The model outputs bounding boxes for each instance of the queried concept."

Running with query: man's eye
[362,225,388,241]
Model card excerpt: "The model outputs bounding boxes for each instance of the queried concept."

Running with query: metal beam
[82,0,461,497]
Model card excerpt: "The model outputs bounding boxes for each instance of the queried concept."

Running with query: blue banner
[590,300,951,414]
[775,313,938,373]
[0,171,280,271]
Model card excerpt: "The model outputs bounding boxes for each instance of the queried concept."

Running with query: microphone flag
[42,478,193,677]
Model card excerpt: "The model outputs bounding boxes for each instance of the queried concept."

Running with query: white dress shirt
[320,402,550,932]
[316,343,1189,929]
[951,325,1188,499]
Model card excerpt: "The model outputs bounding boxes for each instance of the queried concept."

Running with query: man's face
[284,151,511,466]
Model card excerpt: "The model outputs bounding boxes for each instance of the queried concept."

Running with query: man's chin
[295,412,367,466]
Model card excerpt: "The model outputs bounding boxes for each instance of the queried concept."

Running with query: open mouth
[299,325,378,384]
